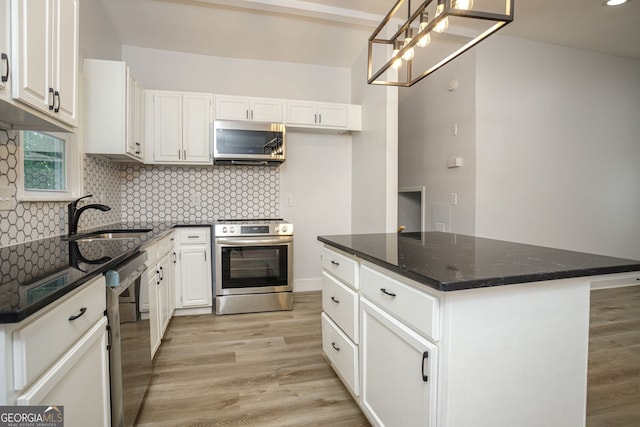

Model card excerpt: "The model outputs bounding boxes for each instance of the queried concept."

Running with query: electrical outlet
[285,194,293,207]
[0,186,15,211]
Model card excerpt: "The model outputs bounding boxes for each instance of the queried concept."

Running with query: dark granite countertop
[318,232,640,292]
[0,221,213,323]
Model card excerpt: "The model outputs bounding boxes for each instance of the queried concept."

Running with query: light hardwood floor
[135,292,369,426]
[136,288,640,426]
[587,285,640,427]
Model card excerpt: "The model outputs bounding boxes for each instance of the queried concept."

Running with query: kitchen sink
[65,229,153,242]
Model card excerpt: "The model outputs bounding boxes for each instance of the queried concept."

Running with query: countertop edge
[318,235,640,292]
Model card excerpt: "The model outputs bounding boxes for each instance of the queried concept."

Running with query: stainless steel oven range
[214,219,293,315]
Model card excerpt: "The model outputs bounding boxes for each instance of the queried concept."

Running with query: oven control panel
[214,222,293,237]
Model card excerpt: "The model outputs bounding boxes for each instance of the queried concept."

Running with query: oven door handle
[215,236,292,246]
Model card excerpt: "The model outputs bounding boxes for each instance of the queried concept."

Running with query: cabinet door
[158,255,171,336]
[134,78,145,158]
[215,95,250,121]
[318,104,347,128]
[13,0,52,113]
[183,93,211,163]
[286,101,317,126]
[125,68,136,156]
[147,267,161,357]
[179,245,212,308]
[360,298,437,427]
[0,0,10,95]
[50,0,78,126]
[153,92,182,162]
[250,98,283,122]
[17,318,110,427]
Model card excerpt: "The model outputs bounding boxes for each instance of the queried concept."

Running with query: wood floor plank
[136,288,640,426]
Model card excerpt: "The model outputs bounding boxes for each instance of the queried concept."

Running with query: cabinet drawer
[178,228,209,245]
[322,246,358,290]
[322,272,359,343]
[360,264,440,341]
[159,231,176,255]
[321,313,359,396]
[13,276,106,390]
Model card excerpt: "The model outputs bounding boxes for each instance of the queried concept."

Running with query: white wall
[398,52,477,235]
[79,0,121,60]
[121,46,355,290]
[122,46,351,103]
[279,133,352,291]
[475,37,640,260]
[350,48,399,234]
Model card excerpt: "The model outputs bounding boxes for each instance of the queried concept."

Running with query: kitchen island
[317,232,640,427]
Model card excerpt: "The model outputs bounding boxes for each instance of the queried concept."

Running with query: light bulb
[434,2,449,33]
[417,21,431,48]
[391,41,402,69]
[452,0,473,10]
[402,29,415,61]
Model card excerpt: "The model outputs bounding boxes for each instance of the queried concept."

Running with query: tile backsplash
[1,126,280,247]
[120,164,279,221]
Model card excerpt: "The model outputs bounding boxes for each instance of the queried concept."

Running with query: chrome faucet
[67,194,111,235]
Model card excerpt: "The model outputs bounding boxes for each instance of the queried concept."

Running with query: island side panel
[438,277,591,427]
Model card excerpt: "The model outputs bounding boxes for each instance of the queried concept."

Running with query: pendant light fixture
[367,0,514,87]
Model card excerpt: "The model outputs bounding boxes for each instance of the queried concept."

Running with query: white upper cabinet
[286,100,361,132]
[215,95,284,123]
[147,90,212,165]
[0,0,10,95]
[83,59,144,161]
[12,0,78,127]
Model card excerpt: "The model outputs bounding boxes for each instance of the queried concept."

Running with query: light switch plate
[0,186,15,211]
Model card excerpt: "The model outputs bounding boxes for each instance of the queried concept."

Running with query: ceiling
[101,0,640,68]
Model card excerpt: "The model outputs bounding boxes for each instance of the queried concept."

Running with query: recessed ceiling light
[604,0,628,6]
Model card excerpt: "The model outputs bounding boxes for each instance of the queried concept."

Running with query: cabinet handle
[251,110,254,120]
[330,260,340,267]
[318,113,322,124]
[159,266,164,281]
[183,149,186,159]
[68,307,87,321]
[54,90,60,113]
[246,110,249,120]
[314,113,317,124]
[331,342,340,352]
[330,296,340,304]
[421,351,429,382]
[173,251,177,264]
[157,269,161,285]
[1,53,8,83]
[48,88,55,110]
[106,324,112,351]
[178,149,181,160]
[380,288,396,297]
[135,142,141,155]
[187,235,198,239]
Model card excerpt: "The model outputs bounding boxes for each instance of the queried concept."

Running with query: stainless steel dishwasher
[105,251,151,427]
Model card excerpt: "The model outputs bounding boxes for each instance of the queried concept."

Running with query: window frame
[16,130,83,202]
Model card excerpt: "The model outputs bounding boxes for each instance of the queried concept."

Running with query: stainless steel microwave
[213,121,286,165]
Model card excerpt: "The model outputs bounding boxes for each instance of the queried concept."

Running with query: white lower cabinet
[174,228,212,312]
[17,318,110,426]
[141,231,175,358]
[0,275,110,426]
[360,298,437,427]
[321,313,359,396]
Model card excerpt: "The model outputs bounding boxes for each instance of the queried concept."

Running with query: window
[17,131,82,201]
